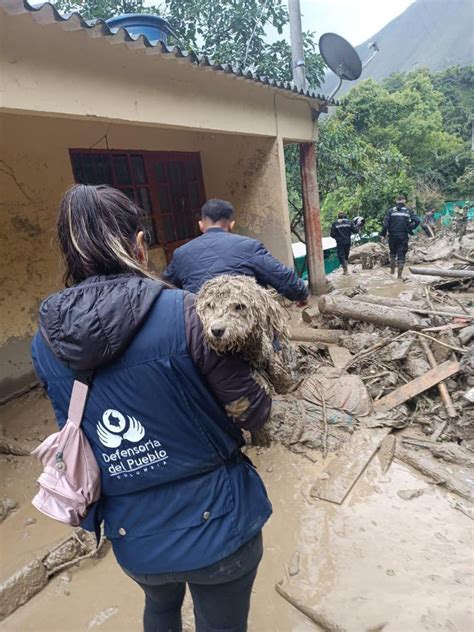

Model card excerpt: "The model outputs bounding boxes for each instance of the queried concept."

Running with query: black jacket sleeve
[380,209,392,237]
[250,242,309,302]
[330,222,337,239]
[183,293,271,432]
[408,209,421,232]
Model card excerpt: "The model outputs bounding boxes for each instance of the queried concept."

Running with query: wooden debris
[318,295,427,331]
[396,446,473,502]
[301,306,319,324]
[0,528,104,620]
[409,266,474,279]
[423,322,469,333]
[0,436,30,456]
[419,339,457,419]
[353,294,474,320]
[311,428,390,504]
[377,435,397,474]
[0,559,48,620]
[288,551,300,576]
[452,252,474,265]
[327,345,353,369]
[373,361,460,413]
[289,327,344,344]
[275,582,347,632]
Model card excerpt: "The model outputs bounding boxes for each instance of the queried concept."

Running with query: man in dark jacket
[380,196,420,279]
[163,199,308,302]
[330,212,360,275]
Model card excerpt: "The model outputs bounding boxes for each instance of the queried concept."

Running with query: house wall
[0,113,292,398]
[0,9,317,143]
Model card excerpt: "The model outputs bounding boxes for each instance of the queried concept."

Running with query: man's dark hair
[337,211,347,219]
[396,195,406,203]
[201,199,235,223]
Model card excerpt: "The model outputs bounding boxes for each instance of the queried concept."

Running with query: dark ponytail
[57,184,153,286]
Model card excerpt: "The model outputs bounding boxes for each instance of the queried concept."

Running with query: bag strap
[68,370,94,428]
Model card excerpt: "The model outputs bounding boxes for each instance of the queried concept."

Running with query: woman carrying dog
[31,184,272,632]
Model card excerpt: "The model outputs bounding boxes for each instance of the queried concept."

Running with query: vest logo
[97,409,145,448]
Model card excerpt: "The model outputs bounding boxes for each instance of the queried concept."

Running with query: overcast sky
[299,0,414,46]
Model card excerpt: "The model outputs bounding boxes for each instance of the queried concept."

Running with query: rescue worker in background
[380,196,420,279]
[330,212,362,275]
[163,199,308,303]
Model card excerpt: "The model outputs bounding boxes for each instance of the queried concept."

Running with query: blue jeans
[123,532,263,632]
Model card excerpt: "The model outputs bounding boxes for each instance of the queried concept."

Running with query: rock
[386,569,396,576]
[0,498,18,523]
[24,517,36,526]
[463,387,474,403]
[0,559,48,620]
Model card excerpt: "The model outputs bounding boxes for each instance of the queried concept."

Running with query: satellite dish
[319,33,362,81]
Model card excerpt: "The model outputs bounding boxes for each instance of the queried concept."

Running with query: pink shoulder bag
[31,379,101,526]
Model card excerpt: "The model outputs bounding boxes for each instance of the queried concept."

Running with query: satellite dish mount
[318,33,379,105]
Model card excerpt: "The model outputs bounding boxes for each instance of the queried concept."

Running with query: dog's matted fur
[196,275,294,394]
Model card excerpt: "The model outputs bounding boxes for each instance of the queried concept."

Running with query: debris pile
[269,222,474,504]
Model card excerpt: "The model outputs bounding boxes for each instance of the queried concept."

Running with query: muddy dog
[196,274,295,396]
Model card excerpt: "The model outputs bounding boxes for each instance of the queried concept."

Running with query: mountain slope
[321,0,473,96]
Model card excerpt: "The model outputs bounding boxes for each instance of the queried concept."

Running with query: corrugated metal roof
[1,0,338,106]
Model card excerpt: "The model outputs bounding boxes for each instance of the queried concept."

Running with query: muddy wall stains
[0,114,292,397]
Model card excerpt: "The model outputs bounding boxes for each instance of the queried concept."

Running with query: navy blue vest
[32,289,272,574]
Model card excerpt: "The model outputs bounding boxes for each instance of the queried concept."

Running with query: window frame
[69,148,207,252]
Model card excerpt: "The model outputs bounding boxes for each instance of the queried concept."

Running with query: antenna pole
[288,0,306,90]
[288,0,327,295]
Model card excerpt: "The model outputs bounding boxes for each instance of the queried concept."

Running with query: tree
[316,68,471,233]
[54,0,157,20]
[54,0,326,88]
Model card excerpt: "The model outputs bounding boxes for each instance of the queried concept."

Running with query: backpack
[31,377,101,526]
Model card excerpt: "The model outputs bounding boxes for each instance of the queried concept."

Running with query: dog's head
[196,275,271,353]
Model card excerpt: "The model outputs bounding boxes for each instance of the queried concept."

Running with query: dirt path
[1,364,473,631]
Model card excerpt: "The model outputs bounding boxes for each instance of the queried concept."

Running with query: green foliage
[315,67,472,234]
[54,0,325,88]
[163,1,324,88]
[54,0,158,20]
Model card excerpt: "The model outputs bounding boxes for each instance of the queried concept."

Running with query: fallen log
[396,446,473,502]
[419,339,457,420]
[409,266,474,279]
[353,294,425,310]
[289,327,345,344]
[353,295,474,320]
[373,360,460,413]
[318,296,427,331]
[301,306,319,323]
[452,252,474,265]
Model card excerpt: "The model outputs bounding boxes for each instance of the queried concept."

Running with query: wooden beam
[373,361,460,413]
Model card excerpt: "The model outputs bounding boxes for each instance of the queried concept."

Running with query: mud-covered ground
[2,233,474,630]
[1,385,473,631]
